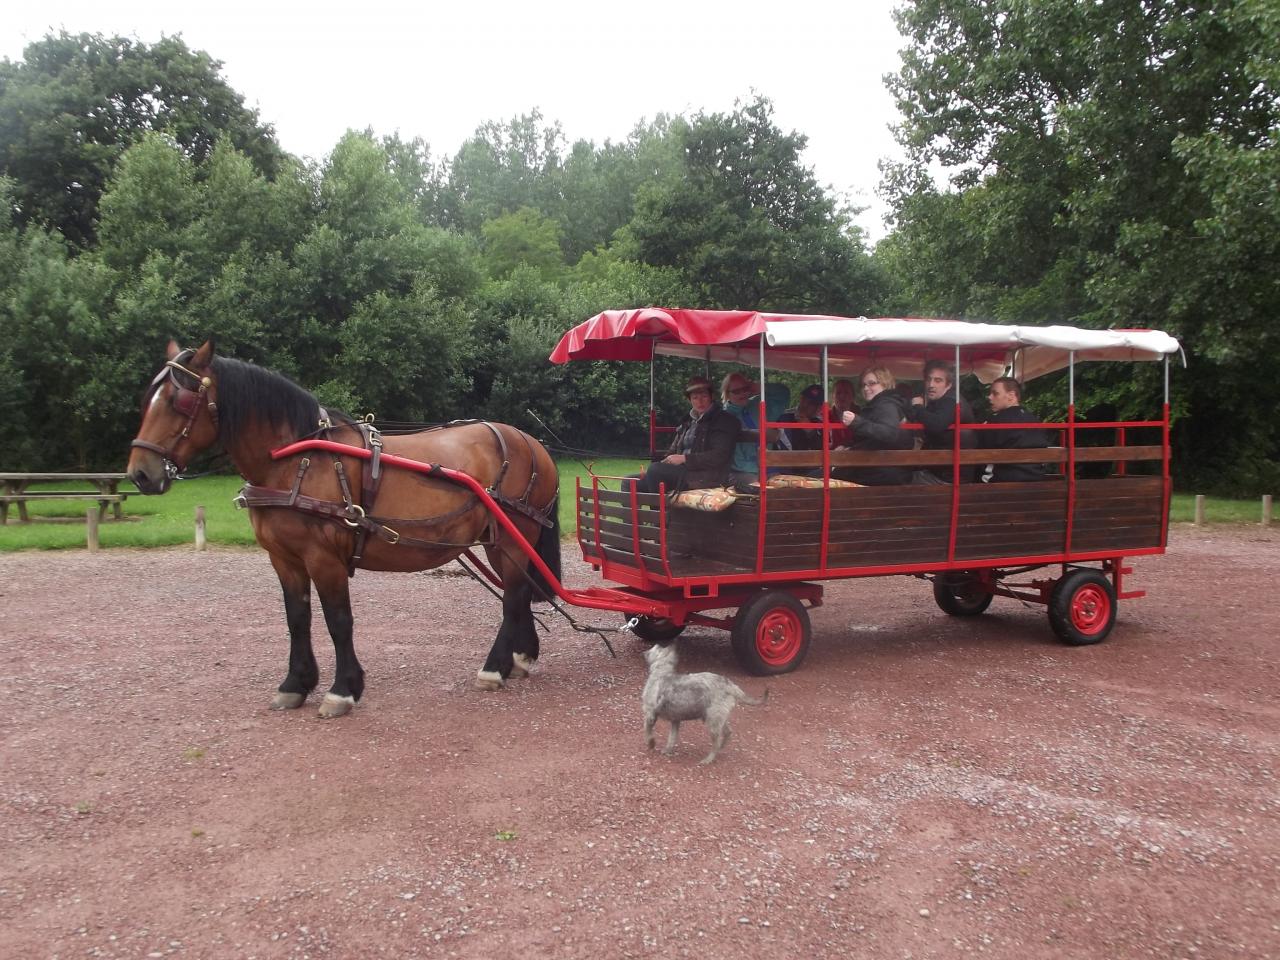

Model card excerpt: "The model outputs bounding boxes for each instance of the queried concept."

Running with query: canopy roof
[549,308,1183,383]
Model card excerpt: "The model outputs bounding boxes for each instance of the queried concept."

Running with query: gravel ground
[1,525,1277,960]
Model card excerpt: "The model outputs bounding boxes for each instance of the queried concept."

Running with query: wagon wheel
[933,571,994,616]
[628,616,685,644]
[731,591,812,676]
[1048,569,1117,646]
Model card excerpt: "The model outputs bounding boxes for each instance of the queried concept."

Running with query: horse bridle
[130,351,220,476]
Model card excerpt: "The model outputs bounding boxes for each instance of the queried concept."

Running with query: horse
[126,340,561,718]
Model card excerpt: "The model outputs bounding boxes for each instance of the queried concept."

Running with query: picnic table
[0,473,130,525]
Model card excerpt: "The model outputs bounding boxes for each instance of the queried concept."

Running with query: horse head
[127,339,220,494]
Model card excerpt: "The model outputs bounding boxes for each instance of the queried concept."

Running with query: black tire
[731,591,812,676]
[629,616,685,644]
[933,571,994,616]
[1048,569,1117,646]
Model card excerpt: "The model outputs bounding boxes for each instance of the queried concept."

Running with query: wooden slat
[597,515,662,544]
[594,529,663,560]
[766,445,1162,468]
[589,489,663,509]
[577,501,662,529]
[599,545,665,575]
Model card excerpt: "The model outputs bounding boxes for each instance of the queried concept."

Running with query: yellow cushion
[669,487,739,511]
[755,474,862,489]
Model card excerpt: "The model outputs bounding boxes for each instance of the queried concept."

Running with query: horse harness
[235,417,554,576]
[130,351,219,479]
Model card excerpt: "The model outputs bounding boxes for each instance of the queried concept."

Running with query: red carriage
[542,308,1182,674]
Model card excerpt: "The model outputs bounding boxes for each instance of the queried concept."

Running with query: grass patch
[1169,493,1271,524]
[0,476,254,551]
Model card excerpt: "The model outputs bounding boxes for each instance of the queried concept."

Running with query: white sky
[2,0,909,241]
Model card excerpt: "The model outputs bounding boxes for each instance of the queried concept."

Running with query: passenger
[905,359,978,483]
[629,375,739,495]
[827,378,858,447]
[980,376,1049,482]
[723,374,790,489]
[833,366,914,485]
[778,383,824,451]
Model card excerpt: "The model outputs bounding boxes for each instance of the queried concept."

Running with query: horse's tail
[527,489,562,600]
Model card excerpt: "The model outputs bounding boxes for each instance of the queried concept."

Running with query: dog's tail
[735,686,769,707]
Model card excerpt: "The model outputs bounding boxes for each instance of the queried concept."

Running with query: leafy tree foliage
[619,96,885,314]
[0,32,282,247]
[884,0,1280,493]
[480,207,566,281]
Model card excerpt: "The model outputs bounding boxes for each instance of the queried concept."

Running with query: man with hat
[632,375,740,494]
[778,383,825,451]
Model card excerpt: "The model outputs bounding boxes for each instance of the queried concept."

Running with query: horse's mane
[212,356,352,442]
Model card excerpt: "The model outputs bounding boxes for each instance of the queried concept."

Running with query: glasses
[861,380,880,388]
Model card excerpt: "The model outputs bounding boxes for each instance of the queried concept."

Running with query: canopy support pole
[1065,351,1077,556]
[820,345,831,572]
[755,337,768,576]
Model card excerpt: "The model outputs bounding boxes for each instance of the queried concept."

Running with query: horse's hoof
[511,653,535,679]
[473,670,503,692]
[271,691,307,710]
[317,693,355,719]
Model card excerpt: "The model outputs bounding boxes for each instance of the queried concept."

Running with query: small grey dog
[642,644,768,764]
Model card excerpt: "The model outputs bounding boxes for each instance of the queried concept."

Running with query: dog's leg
[701,719,731,765]
[662,722,680,756]
[644,711,657,750]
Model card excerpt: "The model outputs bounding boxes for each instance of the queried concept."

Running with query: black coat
[778,410,823,451]
[834,391,913,485]
[666,405,740,489]
[980,405,1050,482]
[906,389,978,482]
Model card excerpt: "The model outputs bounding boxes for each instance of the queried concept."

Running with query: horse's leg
[474,552,533,691]
[269,555,319,710]
[311,566,365,719]
[510,566,540,680]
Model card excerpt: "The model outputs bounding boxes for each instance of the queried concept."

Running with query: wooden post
[195,505,207,551]
[1194,495,1205,526]
[86,507,99,552]
[1263,495,1273,527]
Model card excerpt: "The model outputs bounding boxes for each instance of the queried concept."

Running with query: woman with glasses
[833,366,913,485]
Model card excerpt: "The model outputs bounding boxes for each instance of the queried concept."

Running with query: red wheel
[731,591,812,675]
[1049,569,1117,645]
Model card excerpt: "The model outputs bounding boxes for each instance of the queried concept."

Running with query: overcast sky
[3,0,910,240]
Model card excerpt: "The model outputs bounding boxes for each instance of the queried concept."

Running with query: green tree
[0,32,283,247]
[884,0,1280,493]
[619,96,884,313]
[481,206,566,280]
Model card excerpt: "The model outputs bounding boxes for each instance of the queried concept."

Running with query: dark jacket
[667,405,740,489]
[778,409,823,451]
[906,389,978,482]
[833,391,913,485]
[981,405,1049,482]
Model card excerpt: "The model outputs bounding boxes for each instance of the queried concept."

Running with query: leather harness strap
[235,419,554,577]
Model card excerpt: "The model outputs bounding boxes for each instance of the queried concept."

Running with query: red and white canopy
[549,308,1182,383]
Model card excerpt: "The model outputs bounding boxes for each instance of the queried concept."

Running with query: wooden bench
[0,473,129,524]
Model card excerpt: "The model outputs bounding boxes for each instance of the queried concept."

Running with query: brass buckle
[341,504,366,528]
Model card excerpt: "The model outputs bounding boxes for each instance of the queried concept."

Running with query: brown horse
[126,340,561,717]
